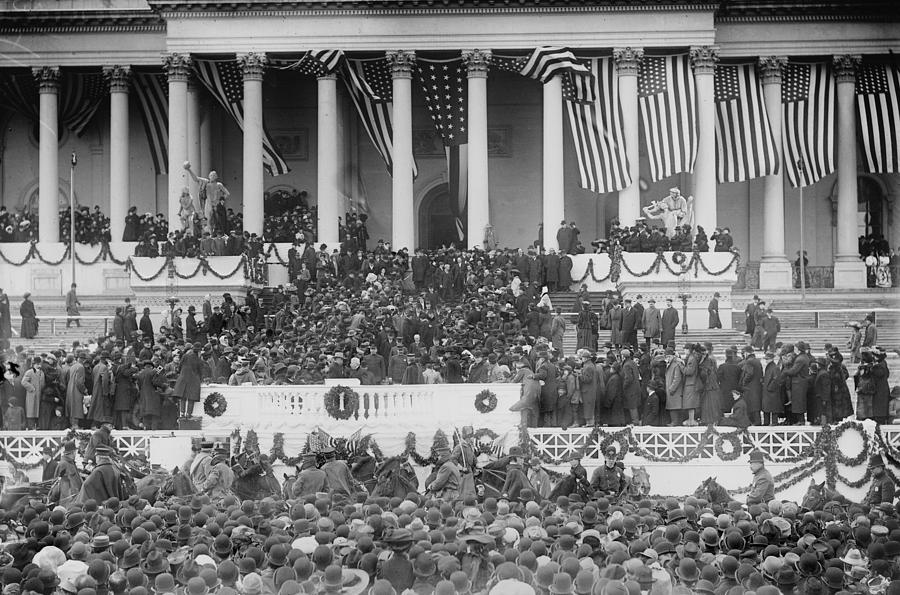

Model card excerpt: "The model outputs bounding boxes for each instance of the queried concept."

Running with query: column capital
[462,49,492,78]
[386,50,416,79]
[690,45,719,75]
[758,56,788,85]
[316,73,338,82]
[163,53,192,82]
[833,54,862,83]
[238,53,268,81]
[32,66,60,93]
[103,65,132,93]
[613,47,644,76]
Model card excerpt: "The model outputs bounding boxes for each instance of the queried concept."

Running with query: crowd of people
[0,233,895,432]
[0,425,896,595]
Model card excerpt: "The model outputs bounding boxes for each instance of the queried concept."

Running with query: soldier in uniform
[589,446,627,497]
[189,441,215,492]
[745,450,775,505]
[451,426,477,500]
[426,445,460,501]
[865,454,895,506]
[201,443,235,501]
[321,445,365,496]
[291,452,326,498]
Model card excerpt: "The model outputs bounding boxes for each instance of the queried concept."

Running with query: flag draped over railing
[639,54,698,181]
[131,69,169,175]
[563,56,632,194]
[193,57,290,176]
[714,63,779,183]
[0,69,106,137]
[782,62,835,187]
[417,57,468,243]
[856,59,900,174]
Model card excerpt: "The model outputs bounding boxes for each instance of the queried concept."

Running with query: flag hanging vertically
[713,63,779,183]
[563,56,632,194]
[343,58,398,175]
[417,57,468,243]
[192,57,290,176]
[781,62,835,187]
[0,69,107,137]
[638,54,697,181]
[856,60,900,174]
[132,69,169,175]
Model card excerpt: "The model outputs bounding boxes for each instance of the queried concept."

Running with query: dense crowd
[0,429,896,595]
[1,235,895,433]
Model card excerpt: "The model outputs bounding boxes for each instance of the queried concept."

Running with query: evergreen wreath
[671,251,687,265]
[714,431,744,461]
[203,392,228,418]
[324,386,359,420]
[474,389,498,414]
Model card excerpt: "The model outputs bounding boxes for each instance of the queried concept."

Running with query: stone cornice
[715,1,899,23]
[147,0,718,17]
[0,10,164,34]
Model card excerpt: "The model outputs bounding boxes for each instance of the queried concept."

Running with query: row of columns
[27,50,866,287]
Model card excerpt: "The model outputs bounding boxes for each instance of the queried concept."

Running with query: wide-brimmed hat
[869,454,886,467]
[141,550,170,576]
[839,549,867,567]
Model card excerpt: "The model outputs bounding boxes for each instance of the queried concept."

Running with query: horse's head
[801,479,826,511]
[693,476,715,500]
[631,466,650,497]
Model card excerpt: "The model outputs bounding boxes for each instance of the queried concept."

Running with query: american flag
[132,69,169,175]
[306,428,335,453]
[418,58,468,242]
[61,70,107,137]
[0,70,39,121]
[856,60,900,174]
[638,54,697,181]
[563,56,632,194]
[493,49,594,103]
[781,62,835,187]
[343,57,410,176]
[346,428,365,454]
[714,63,779,183]
[278,50,345,76]
[192,58,290,176]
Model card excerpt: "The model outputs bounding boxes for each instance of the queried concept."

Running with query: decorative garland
[0,241,133,267]
[713,431,744,462]
[203,392,228,418]
[573,259,613,285]
[473,428,500,455]
[572,249,741,285]
[230,429,242,457]
[244,429,259,454]
[474,389,498,414]
[324,386,360,420]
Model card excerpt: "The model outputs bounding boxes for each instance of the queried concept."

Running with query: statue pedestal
[758,260,793,290]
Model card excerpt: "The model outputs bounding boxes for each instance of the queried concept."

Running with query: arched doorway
[418,183,460,249]
[858,176,887,239]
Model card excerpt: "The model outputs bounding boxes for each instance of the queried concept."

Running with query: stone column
[463,49,491,249]
[238,53,267,236]
[691,46,719,233]
[614,47,643,227]
[542,76,565,251]
[34,66,60,243]
[317,73,340,245]
[757,56,792,289]
[199,99,212,178]
[386,50,416,250]
[891,184,900,251]
[104,66,131,242]
[186,77,202,207]
[164,53,191,233]
[833,54,866,288]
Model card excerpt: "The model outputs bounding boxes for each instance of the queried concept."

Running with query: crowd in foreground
[0,231,895,432]
[0,426,899,595]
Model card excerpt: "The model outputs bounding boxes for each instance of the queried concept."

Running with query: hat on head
[748,451,765,463]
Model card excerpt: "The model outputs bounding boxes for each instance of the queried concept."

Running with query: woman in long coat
[19,293,37,339]
[173,343,204,417]
[576,303,594,350]
[0,289,11,348]
[602,362,625,426]
[761,354,783,425]
[113,360,138,430]
[509,358,541,427]
[681,348,702,426]
[827,352,854,421]
[20,357,44,430]
[698,349,721,425]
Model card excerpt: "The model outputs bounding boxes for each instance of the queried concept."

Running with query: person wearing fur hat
[864,454,895,507]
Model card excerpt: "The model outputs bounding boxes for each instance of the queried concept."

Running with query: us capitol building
[1,0,898,289]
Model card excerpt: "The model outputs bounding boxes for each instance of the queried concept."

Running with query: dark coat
[603,370,625,426]
[76,461,122,504]
[173,350,203,402]
[535,361,559,414]
[761,360,783,413]
[739,355,764,416]
[137,367,166,417]
[717,361,742,412]
[113,363,138,412]
[139,314,154,343]
[621,359,641,410]
[661,307,679,345]
[783,352,812,414]
[558,255,573,288]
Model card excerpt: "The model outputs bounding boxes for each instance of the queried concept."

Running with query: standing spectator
[0,288,10,350]
[698,345,721,425]
[642,298,661,350]
[862,312,878,347]
[576,302,594,351]
[665,347,686,426]
[827,350,854,423]
[19,292,37,339]
[744,295,759,336]
[89,352,114,426]
[761,351,783,426]
[137,360,166,430]
[550,309,567,356]
[846,322,862,363]
[113,358,138,430]
[65,352,88,429]
[661,298,679,346]
[558,251,573,290]
[708,292,721,329]
[761,308,781,352]
[621,349,642,426]
[21,356,44,430]
[717,349,742,417]
[620,299,638,349]
[556,221,573,254]
[139,308,154,345]
[173,343,202,419]
[739,346,764,426]
[783,341,812,425]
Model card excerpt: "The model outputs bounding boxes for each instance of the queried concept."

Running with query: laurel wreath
[713,431,744,462]
[671,251,687,265]
[324,386,359,420]
[204,392,228,418]
[474,389,498,414]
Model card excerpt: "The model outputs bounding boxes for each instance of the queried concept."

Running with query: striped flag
[193,57,290,176]
[61,70,107,137]
[346,428,364,454]
[132,69,169,175]
[306,428,335,453]
[856,60,900,174]
[494,48,594,104]
[563,57,632,194]
[418,58,468,243]
[0,70,39,121]
[781,62,835,187]
[638,54,698,181]
[343,58,398,174]
[714,63,779,183]
[278,49,344,76]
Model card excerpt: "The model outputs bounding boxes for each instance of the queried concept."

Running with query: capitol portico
[1,0,899,290]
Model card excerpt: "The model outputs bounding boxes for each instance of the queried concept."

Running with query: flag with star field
[417,57,468,243]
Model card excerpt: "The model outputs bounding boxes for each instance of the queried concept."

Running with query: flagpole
[797,159,806,302]
[70,152,77,286]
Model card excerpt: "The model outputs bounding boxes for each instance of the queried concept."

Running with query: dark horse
[371,456,419,499]
[801,479,851,513]
[694,476,737,505]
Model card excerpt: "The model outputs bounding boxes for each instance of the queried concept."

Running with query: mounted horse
[801,479,851,514]
[694,476,738,505]
[371,456,419,498]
